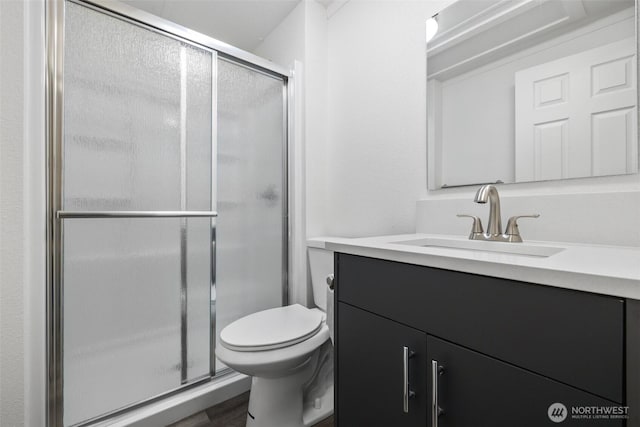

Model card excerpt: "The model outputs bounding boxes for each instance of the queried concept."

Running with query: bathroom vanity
[328,0,640,421]
[328,236,640,427]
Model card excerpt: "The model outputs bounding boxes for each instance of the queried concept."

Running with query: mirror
[427,0,638,189]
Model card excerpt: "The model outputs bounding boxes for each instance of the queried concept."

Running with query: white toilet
[215,245,334,427]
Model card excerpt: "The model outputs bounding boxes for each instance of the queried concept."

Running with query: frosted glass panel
[215,59,286,370]
[62,2,213,425]
[63,219,212,425]
[185,48,214,211]
[186,218,213,379]
[64,2,211,211]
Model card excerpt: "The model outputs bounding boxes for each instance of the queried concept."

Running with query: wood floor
[168,392,334,427]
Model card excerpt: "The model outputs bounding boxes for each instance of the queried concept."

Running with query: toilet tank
[308,246,334,312]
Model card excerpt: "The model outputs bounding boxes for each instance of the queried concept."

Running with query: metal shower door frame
[46,1,291,426]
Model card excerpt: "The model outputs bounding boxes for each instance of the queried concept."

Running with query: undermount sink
[393,237,565,258]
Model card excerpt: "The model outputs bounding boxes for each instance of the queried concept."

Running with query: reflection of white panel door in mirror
[515,38,637,182]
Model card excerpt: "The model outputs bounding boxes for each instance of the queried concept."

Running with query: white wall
[253,1,306,66]
[324,0,453,237]
[23,1,46,424]
[302,1,329,240]
[1,0,50,425]
[416,191,640,246]
[0,1,26,424]
[1,0,47,425]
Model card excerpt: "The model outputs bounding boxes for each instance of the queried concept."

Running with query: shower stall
[46,1,290,425]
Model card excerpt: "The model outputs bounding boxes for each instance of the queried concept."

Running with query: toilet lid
[220,304,323,352]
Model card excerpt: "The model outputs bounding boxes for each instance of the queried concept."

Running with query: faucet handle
[505,214,540,242]
[457,214,484,240]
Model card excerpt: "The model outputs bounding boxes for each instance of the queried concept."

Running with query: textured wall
[0,0,26,425]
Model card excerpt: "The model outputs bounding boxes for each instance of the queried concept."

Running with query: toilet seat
[220,304,323,352]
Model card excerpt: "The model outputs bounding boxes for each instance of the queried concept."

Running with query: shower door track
[80,0,289,77]
[46,1,291,426]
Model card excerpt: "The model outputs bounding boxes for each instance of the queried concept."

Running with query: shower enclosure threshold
[91,371,250,427]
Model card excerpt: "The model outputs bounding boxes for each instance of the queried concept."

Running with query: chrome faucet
[474,184,502,236]
[457,185,540,242]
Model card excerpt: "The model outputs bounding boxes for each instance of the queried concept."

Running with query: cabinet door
[427,335,625,427]
[337,303,427,427]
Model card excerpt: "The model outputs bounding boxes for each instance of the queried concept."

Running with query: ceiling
[122,0,302,51]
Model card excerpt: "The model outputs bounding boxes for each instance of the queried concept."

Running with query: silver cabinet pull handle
[403,346,415,413]
[431,360,443,426]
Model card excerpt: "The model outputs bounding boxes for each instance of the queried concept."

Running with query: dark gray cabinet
[428,335,623,427]
[337,303,426,426]
[335,253,639,426]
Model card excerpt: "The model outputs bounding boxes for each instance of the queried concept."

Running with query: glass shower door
[215,59,287,371]
[61,2,214,425]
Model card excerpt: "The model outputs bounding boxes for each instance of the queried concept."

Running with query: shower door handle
[57,210,218,219]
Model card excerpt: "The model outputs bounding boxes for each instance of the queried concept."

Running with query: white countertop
[311,234,640,300]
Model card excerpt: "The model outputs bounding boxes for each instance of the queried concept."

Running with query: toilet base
[246,360,313,427]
